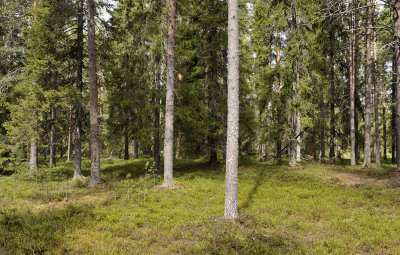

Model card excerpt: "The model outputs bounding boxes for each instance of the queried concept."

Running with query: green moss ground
[1,157,400,254]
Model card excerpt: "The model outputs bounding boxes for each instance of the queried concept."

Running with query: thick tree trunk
[67,106,73,162]
[373,1,380,164]
[29,140,38,173]
[224,0,239,221]
[87,0,101,185]
[162,0,176,187]
[289,114,297,166]
[124,132,129,160]
[363,0,372,166]
[296,109,301,161]
[73,0,84,179]
[395,0,400,170]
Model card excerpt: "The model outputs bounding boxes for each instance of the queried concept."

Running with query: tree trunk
[319,87,325,162]
[124,132,129,160]
[395,0,400,170]
[349,6,356,166]
[74,0,84,179]
[67,106,73,162]
[373,0,380,164]
[29,140,38,173]
[329,43,335,164]
[295,64,301,162]
[224,0,239,221]
[383,104,387,160]
[363,0,372,167]
[49,71,57,167]
[354,0,361,164]
[87,0,101,185]
[162,0,176,187]
[392,53,397,164]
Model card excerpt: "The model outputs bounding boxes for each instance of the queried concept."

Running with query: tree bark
[73,0,84,179]
[354,0,361,164]
[363,0,372,166]
[124,132,129,160]
[67,106,73,162]
[29,140,38,173]
[319,86,325,162]
[87,0,101,185]
[224,0,239,221]
[329,44,335,164]
[383,104,387,160]
[392,53,397,164]
[349,5,356,166]
[49,71,57,167]
[162,0,176,187]
[373,0,380,164]
[395,0,400,170]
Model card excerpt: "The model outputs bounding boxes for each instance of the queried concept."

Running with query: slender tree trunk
[87,0,101,185]
[276,32,282,161]
[363,0,372,166]
[289,114,297,166]
[392,53,397,164]
[29,140,38,173]
[124,132,129,160]
[329,43,335,164]
[373,0,380,164]
[320,87,325,162]
[224,0,239,221]
[73,0,84,179]
[67,106,73,162]
[354,0,361,164]
[296,65,301,162]
[395,0,400,170]
[162,0,176,187]
[49,70,57,167]
[350,6,356,166]
[383,104,387,160]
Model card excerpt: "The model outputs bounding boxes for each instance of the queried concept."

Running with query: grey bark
[87,0,101,185]
[29,140,37,173]
[67,106,73,162]
[349,6,356,166]
[354,0,361,164]
[73,0,84,179]
[163,0,176,187]
[363,0,372,166]
[50,104,56,166]
[319,87,325,162]
[373,1,380,164]
[224,0,239,221]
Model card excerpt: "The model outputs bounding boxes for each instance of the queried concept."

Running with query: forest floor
[1,157,400,254]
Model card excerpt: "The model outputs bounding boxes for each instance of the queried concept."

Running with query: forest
[1,0,400,254]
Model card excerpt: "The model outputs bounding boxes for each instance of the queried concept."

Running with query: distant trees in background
[1,0,400,200]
